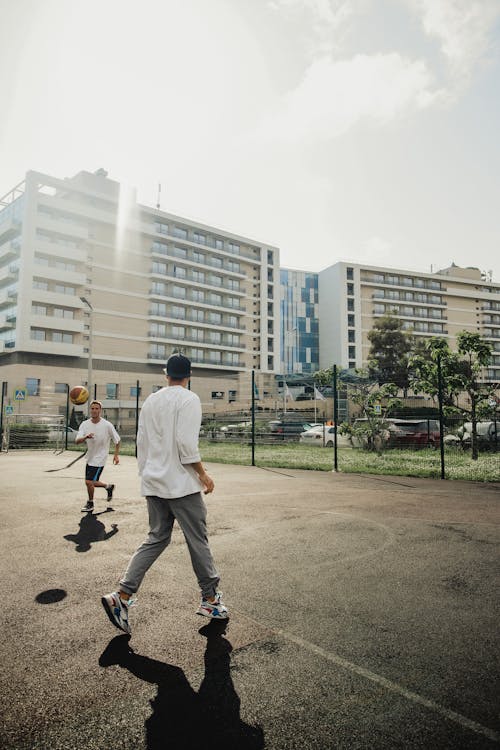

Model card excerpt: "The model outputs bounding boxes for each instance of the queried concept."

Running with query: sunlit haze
[1,0,499,278]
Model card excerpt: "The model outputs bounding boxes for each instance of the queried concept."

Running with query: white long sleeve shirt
[137,385,203,499]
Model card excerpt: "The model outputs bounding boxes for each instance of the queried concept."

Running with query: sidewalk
[1,451,499,749]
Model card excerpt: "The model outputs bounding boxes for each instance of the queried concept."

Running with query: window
[172,285,186,299]
[174,266,186,279]
[209,331,221,344]
[193,232,206,245]
[55,260,76,272]
[152,281,166,295]
[192,289,205,302]
[31,328,46,341]
[33,280,48,290]
[227,315,238,328]
[173,226,187,239]
[53,332,73,343]
[151,322,166,336]
[53,382,67,395]
[225,334,239,346]
[210,274,222,287]
[171,325,185,338]
[190,348,203,361]
[228,390,237,402]
[54,284,75,295]
[209,350,221,363]
[226,352,240,365]
[347,314,355,327]
[155,221,168,234]
[150,343,166,358]
[191,328,204,341]
[215,239,223,250]
[173,246,187,259]
[106,384,118,399]
[193,251,205,264]
[211,391,224,399]
[374,304,385,314]
[349,346,356,359]
[35,256,50,266]
[348,361,356,369]
[191,308,204,322]
[26,378,40,396]
[212,256,222,268]
[152,240,168,254]
[348,330,355,343]
[53,308,74,319]
[347,283,354,296]
[267,250,274,265]
[209,293,222,306]
[208,312,221,325]
[32,304,47,316]
[346,267,354,280]
[152,261,167,275]
[347,299,354,311]
[228,242,240,254]
[170,305,184,319]
[130,386,141,397]
[227,261,239,273]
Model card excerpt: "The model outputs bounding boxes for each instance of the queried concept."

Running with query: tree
[367,314,414,389]
[339,371,402,454]
[410,333,494,460]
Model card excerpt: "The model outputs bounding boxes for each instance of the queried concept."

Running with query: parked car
[48,425,78,441]
[299,424,352,448]
[445,421,498,450]
[387,419,441,449]
[269,419,312,436]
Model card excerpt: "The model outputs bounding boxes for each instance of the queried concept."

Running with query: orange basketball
[69,385,89,405]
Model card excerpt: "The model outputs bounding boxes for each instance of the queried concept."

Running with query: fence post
[65,385,70,451]
[135,379,140,458]
[251,370,255,467]
[333,365,338,473]
[0,382,6,450]
[437,354,445,479]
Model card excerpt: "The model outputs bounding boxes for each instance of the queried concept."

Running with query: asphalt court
[1,450,499,749]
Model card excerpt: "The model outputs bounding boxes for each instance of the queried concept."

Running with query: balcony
[0,239,20,262]
[0,216,21,244]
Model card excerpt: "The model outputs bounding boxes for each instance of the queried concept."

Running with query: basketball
[69,385,89,405]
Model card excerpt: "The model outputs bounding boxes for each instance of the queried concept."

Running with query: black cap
[164,353,191,379]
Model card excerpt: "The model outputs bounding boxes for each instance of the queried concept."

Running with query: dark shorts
[86,465,104,482]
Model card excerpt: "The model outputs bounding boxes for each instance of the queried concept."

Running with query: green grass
[196,440,499,482]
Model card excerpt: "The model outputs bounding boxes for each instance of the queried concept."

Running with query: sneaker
[196,591,229,620]
[101,592,136,634]
[81,501,94,513]
[106,484,115,501]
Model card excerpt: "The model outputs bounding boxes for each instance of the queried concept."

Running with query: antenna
[156,183,161,210]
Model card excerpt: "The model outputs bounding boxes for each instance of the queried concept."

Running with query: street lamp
[80,296,93,407]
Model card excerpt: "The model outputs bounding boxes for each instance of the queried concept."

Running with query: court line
[272,628,499,743]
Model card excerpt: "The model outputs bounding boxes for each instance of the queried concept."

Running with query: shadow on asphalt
[99,620,264,750]
[63,510,118,552]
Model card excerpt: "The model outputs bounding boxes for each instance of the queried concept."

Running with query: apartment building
[280,268,319,375]
[318,261,500,381]
[0,169,280,415]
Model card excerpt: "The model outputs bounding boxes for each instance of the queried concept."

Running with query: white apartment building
[318,261,500,381]
[0,169,280,414]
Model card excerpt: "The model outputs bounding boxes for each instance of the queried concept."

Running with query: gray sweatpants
[119,492,220,599]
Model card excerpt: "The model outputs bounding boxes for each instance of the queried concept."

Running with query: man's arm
[112,440,121,464]
[187,461,214,494]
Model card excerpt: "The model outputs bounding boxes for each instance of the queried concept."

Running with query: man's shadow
[99,620,264,750]
[64,510,118,552]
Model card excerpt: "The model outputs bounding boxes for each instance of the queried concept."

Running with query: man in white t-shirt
[76,400,120,513]
[101,353,228,635]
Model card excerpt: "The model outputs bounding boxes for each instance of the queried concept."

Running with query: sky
[1,0,499,280]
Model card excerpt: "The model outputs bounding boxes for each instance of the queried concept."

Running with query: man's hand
[86,433,94,440]
[200,471,214,494]
[113,455,120,465]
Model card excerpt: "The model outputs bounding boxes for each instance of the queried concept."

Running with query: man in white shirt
[101,353,228,635]
[76,400,120,513]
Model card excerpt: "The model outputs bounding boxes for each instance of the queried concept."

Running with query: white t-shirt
[76,417,120,467]
[137,385,203,499]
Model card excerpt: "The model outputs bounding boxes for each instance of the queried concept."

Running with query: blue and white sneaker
[101,592,136,634]
[196,591,229,620]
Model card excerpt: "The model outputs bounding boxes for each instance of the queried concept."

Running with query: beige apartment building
[318,261,500,381]
[0,169,280,420]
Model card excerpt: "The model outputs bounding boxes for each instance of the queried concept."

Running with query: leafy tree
[367,314,414,389]
[339,372,402,454]
[410,333,494,460]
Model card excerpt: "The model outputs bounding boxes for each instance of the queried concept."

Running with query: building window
[348,346,356,359]
[130,386,141,397]
[228,242,240,254]
[208,312,221,325]
[55,382,67,393]
[193,232,206,245]
[151,322,166,337]
[347,283,354,296]
[32,304,47,316]
[173,226,188,239]
[172,325,185,338]
[152,241,168,254]
[54,284,75,295]
[215,239,223,250]
[347,314,355,327]
[53,308,74,319]
[211,391,224,399]
[33,280,49,290]
[26,378,40,396]
[209,350,221,363]
[152,261,167,275]
[191,308,204,322]
[53,332,73,343]
[155,221,168,235]
[192,289,205,302]
[227,261,240,273]
[151,302,167,316]
[347,299,354,311]
[209,331,221,344]
[348,361,356,369]
[31,328,46,341]
[173,285,186,299]
[348,330,355,343]
[193,252,205,265]
[152,282,166,295]
[174,266,186,279]
[106,384,118,399]
[346,267,354,280]
[228,390,237,402]
[267,250,274,265]
[209,293,222,306]
[212,256,223,268]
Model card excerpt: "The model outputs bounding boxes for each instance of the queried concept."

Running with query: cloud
[407,0,500,81]
[256,52,443,144]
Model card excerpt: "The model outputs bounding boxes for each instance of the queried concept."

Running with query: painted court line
[274,628,499,744]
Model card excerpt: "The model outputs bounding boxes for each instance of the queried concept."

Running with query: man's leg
[119,496,175,595]
[170,492,220,599]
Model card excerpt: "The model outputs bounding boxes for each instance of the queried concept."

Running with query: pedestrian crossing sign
[14,389,27,400]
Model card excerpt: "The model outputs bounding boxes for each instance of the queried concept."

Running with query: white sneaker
[101,592,136,634]
[196,592,229,619]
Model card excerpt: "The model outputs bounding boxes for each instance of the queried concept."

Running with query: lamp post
[80,296,93,408]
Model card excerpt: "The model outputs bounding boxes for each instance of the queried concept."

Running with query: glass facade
[280,269,319,374]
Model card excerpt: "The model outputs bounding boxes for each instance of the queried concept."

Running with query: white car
[300,424,337,447]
